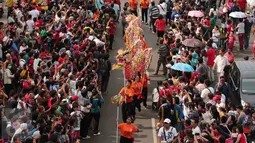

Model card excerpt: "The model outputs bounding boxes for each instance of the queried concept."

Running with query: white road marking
[151,118,157,143]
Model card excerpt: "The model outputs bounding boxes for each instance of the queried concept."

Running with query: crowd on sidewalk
[117,0,255,143]
[0,0,124,142]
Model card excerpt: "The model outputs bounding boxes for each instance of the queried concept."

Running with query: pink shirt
[155,19,166,31]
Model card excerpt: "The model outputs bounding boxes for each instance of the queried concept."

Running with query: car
[229,61,255,107]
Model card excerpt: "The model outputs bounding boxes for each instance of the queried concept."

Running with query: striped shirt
[158,44,169,57]
[149,6,160,19]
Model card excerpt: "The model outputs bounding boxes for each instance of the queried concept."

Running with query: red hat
[72,95,79,101]
[213,95,221,101]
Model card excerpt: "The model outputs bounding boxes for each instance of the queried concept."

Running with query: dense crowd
[141,0,255,143]
[0,0,255,142]
[0,0,124,142]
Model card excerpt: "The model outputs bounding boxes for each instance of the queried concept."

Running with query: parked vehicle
[229,61,255,107]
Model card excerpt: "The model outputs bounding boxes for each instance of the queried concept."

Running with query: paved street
[84,13,162,143]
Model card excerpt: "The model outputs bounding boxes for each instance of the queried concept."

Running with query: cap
[244,56,249,61]
[164,118,171,124]
[213,95,221,101]
[72,95,79,101]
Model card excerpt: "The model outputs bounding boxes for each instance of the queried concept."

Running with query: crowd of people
[0,0,255,142]
[0,0,125,142]
[138,0,255,143]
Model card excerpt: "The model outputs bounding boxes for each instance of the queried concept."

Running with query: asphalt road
[84,10,162,143]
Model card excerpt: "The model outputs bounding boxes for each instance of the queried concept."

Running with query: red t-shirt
[159,88,171,98]
[58,57,66,64]
[39,52,47,58]
[228,35,236,45]
[202,19,210,27]
[155,19,166,31]
[206,48,216,66]
[227,24,233,34]
[28,58,34,72]
[238,0,246,10]
[109,21,116,35]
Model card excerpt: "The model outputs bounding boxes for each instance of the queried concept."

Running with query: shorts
[157,30,164,38]
[120,136,134,143]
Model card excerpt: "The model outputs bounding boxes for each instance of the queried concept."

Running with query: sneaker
[82,136,91,139]
[145,23,148,25]
[94,132,101,136]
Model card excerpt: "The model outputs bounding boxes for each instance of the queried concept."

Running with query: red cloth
[39,52,47,58]
[253,41,255,53]
[155,19,166,31]
[58,57,66,64]
[109,21,116,35]
[206,48,216,66]
[238,33,244,50]
[48,97,53,108]
[34,19,43,28]
[237,0,246,11]
[224,52,235,63]
[159,88,171,98]
[72,95,79,101]
[28,58,34,72]
[213,95,221,101]
[190,72,199,81]
[202,19,210,27]
[227,35,236,50]
[227,24,233,34]
[53,33,60,43]
[104,0,112,3]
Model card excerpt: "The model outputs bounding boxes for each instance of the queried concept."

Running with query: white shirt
[33,58,41,72]
[152,86,163,102]
[202,111,213,124]
[157,3,167,16]
[26,19,34,33]
[220,93,226,104]
[237,22,245,34]
[29,9,40,19]
[192,126,201,135]
[214,55,228,73]
[216,102,226,112]
[212,30,220,42]
[195,83,205,94]
[113,4,120,16]
[19,59,26,68]
[158,127,178,142]
[19,45,27,53]
[55,15,66,23]
[201,87,215,103]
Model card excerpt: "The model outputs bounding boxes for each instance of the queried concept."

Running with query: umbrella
[171,63,194,72]
[188,10,204,17]
[229,11,246,18]
[247,0,255,6]
[182,38,203,47]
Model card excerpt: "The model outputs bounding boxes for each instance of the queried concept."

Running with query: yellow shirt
[6,0,15,7]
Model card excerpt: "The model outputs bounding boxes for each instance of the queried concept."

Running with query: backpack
[164,104,177,126]
[166,1,173,12]
[100,60,109,75]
